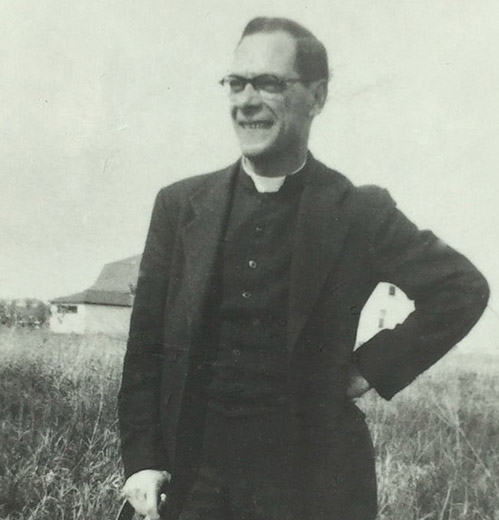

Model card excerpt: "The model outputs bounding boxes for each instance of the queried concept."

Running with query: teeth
[242,122,271,129]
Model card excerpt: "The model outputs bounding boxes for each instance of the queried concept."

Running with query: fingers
[124,487,159,519]
[124,486,158,519]
[142,486,161,520]
[145,494,168,520]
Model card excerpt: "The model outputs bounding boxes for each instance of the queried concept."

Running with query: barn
[50,255,140,336]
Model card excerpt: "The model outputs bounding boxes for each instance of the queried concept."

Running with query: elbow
[475,271,490,313]
[464,269,490,325]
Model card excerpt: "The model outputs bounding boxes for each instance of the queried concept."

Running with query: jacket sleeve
[118,188,177,478]
[353,188,489,400]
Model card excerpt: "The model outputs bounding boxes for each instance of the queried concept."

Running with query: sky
[1,1,498,344]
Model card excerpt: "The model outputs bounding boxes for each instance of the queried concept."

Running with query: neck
[244,147,309,178]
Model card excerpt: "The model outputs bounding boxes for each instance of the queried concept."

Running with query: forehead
[231,31,298,77]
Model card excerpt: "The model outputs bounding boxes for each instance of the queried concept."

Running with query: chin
[235,126,280,158]
[237,133,281,158]
[237,141,268,158]
[240,146,270,159]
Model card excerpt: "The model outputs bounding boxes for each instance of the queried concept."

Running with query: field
[0,329,498,520]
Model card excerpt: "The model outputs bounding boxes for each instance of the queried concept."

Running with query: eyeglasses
[219,74,307,96]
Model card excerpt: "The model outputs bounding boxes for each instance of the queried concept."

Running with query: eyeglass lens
[222,75,292,95]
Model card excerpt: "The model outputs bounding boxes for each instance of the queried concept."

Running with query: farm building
[50,255,140,336]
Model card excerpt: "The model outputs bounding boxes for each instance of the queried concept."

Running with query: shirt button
[242,291,252,299]
[248,260,257,269]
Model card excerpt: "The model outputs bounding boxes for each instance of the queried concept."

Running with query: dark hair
[240,17,329,83]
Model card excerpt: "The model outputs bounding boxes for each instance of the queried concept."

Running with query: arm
[353,188,489,400]
[118,188,178,479]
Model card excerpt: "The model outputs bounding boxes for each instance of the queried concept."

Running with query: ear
[308,80,328,117]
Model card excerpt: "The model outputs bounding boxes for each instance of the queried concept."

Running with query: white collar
[241,156,307,193]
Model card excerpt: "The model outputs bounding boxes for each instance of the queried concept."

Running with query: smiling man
[227,29,324,175]
[118,17,488,520]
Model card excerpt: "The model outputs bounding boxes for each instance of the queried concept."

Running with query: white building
[50,255,140,336]
[356,283,414,346]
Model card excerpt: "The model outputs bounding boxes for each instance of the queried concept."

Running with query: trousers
[177,409,299,520]
[167,406,377,520]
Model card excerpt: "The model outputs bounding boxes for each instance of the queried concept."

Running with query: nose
[232,83,263,110]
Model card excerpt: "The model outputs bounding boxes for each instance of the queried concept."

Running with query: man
[118,17,489,520]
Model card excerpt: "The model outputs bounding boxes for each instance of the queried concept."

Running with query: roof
[89,254,141,292]
[51,289,133,307]
[51,255,141,307]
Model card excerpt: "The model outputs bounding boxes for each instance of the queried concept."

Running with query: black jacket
[118,156,488,515]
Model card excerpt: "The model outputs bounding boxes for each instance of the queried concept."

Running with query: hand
[346,364,371,399]
[122,469,171,520]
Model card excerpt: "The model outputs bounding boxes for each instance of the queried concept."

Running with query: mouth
[238,120,274,130]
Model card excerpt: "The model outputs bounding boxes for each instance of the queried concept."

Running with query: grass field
[0,328,497,519]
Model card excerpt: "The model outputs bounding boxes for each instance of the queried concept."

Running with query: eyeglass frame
[219,74,311,96]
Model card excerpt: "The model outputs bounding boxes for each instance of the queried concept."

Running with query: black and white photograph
[1,2,497,519]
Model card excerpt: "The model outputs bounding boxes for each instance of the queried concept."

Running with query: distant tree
[0,298,50,328]
[0,301,7,325]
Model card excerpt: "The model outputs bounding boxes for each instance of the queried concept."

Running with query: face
[229,31,320,161]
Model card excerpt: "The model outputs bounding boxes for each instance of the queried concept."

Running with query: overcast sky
[1,0,497,336]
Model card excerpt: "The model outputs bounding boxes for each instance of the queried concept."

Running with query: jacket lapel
[179,162,238,343]
[177,157,352,353]
[287,160,352,352]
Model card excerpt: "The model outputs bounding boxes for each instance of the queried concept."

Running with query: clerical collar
[241,156,308,193]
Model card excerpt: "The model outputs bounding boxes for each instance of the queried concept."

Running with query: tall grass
[0,329,123,520]
[0,329,497,519]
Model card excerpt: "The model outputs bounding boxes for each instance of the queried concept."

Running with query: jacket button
[248,260,257,269]
[242,291,252,299]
